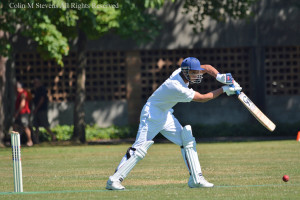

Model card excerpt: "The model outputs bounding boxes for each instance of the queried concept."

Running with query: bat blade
[237,92,276,132]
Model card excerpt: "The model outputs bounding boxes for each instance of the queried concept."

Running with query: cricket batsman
[106,57,242,190]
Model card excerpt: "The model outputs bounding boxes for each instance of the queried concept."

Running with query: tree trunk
[0,28,18,147]
[0,29,16,147]
[72,28,87,143]
[0,56,7,147]
[4,56,16,140]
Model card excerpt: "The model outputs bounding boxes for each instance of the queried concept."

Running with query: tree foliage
[0,0,74,65]
[116,0,165,43]
[0,0,257,62]
[183,0,256,32]
[62,0,166,143]
[0,0,167,144]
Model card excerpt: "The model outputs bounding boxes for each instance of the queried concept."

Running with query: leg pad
[181,125,202,184]
[110,140,154,182]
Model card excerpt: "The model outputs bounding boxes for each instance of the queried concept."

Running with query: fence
[15,46,300,124]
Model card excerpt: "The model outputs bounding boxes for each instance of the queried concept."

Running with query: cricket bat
[237,91,276,132]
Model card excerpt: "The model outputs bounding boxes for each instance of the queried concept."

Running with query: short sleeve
[175,84,195,102]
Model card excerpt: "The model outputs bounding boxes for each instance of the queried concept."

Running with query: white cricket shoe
[188,175,214,188]
[106,178,125,190]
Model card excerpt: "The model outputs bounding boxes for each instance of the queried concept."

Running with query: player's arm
[14,94,26,118]
[34,96,45,113]
[192,84,243,102]
[200,65,219,78]
[202,64,241,88]
[192,88,223,103]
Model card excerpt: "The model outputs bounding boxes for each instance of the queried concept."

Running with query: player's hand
[222,85,242,96]
[233,80,241,88]
[216,73,234,84]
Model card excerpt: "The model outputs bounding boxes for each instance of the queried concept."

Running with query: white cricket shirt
[147,68,195,112]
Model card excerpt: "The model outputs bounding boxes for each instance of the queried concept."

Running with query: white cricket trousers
[132,102,184,148]
[115,102,184,171]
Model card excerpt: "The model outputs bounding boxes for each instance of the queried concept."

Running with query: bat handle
[229,84,241,95]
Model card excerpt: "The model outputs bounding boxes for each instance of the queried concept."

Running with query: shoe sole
[106,185,125,190]
[188,184,214,188]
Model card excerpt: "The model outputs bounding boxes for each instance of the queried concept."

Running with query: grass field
[0,140,299,199]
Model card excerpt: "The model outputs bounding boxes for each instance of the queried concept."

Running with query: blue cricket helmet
[181,57,204,83]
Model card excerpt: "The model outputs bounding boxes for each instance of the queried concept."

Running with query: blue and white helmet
[181,57,205,83]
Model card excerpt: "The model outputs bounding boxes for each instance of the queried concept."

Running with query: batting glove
[222,85,242,96]
[216,73,234,85]
[233,80,241,88]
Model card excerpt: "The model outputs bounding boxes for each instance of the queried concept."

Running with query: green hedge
[37,122,300,142]
[38,125,137,142]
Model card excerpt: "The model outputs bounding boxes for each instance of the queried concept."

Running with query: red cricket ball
[282,175,289,182]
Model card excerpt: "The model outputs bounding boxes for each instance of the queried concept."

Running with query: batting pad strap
[126,147,136,159]
[111,141,154,182]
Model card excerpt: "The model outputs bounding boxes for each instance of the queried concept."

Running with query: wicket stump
[11,131,23,192]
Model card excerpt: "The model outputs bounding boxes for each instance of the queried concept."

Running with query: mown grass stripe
[1,183,299,195]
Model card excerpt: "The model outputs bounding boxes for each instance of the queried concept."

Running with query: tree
[59,0,166,143]
[0,0,166,145]
[0,54,7,147]
[0,0,73,146]
[60,2,121,143]
[183,0,256,32]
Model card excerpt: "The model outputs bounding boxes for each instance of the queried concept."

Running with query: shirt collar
[178,71,189,87]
